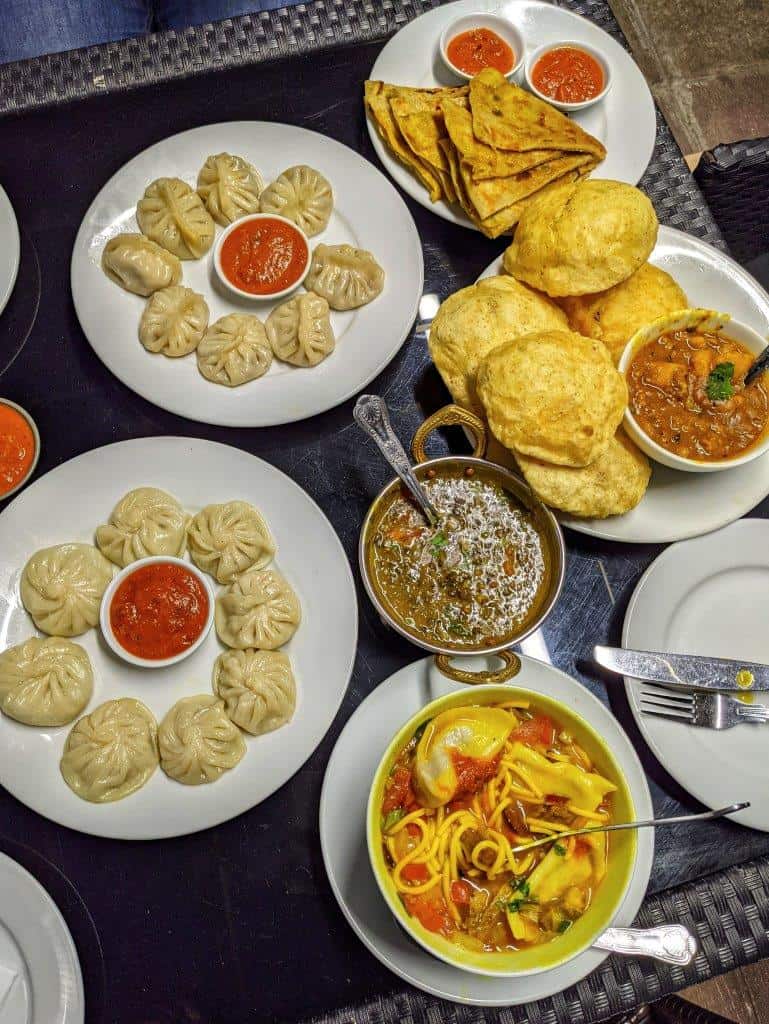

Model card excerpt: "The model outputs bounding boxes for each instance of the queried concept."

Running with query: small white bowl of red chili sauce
[213,213,312,301]
[0,399,40,502]
[100,556,214,668]
[619,308,769,473]
[525,40,611,112]
[439,14,525,83]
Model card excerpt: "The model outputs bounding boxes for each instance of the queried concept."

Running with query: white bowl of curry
[358,405,565,684]
[619,308,769,473]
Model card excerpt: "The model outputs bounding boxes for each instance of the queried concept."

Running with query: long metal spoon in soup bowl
[354,395,565,686]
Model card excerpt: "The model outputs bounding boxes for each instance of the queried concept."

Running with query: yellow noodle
[568,805,609,822]
[527,817,570,834]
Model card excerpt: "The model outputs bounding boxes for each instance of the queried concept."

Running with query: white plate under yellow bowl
[71,121,424,427]
[319,653,653,1006]
[367,0,656,229]
[478,225,769,544]
[624,518,769,832]
[0,437,357,840]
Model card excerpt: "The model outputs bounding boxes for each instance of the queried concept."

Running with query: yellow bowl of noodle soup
[367,685,636,976]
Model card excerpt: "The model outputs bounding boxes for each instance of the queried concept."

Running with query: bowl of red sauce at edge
[100,556,215,669]
[525,40,611,112]
[213,213,312,301]
[439,14,525,83]
[0,400,40,502]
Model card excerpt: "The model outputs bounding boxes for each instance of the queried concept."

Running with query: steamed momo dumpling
[266,292,335,367]
[213,649,296,735]
[138,286,209,358]
[215,568,301,650]
[187,500,275,584]
[60,698,158,803]
[196,314,272,387]
[159,695,245,785]
[101,233,182,296]
[197,152,264,226]
[0,637,93,727]
[136,177,215,260]
[305,243,384,310]
[259,164,333,237]
[21,543,114,637]
[96,487,188,568]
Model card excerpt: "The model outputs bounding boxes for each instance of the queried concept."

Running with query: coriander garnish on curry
[366,465,554,650]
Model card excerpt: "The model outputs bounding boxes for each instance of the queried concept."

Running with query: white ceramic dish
[99,555,215,668]
[0,437,358,840]
[319,652,653,1006]
[477,225,769,543]
[0,185,20,318]
[619,310,769,473]
[212,213,312,301]
[71,121,423,428]
[623,518,769,832]
[0,852,84,1024]
[524,39,611,112]
[367,0,656,229]
[0,401,40,501]
[439,13,525,83]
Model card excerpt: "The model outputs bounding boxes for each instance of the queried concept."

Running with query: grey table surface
[0,1,768,1023]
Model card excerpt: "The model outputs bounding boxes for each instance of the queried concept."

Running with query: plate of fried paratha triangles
[365,0,655,235]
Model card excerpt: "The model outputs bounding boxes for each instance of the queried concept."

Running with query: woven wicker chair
[693,138,769,265]
[613,996,733,1023]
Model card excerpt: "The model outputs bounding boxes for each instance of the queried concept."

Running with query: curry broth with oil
[366,465,554,649]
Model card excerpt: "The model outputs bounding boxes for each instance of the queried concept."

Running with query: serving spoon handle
[745,346,769,386]
[354,395,440,527]
[509,802,749,855]
[594,924,697,966]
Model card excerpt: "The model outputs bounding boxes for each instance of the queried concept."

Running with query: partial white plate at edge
[0,185,20,318]
[479,225,769,543]
[319,653,653,1006]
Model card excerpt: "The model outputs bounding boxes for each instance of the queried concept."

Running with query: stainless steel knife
[593,645,769,692]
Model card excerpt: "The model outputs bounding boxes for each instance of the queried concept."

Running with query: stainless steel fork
[640,688,769,728]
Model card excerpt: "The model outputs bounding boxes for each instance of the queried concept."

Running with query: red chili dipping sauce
[219,216,309,296]
[532,46,605,103]
[0,403,36,498]
[110,562,209,661]
[447,28,515,76]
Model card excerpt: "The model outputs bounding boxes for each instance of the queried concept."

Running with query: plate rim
[319,653,654,1007]
[70,119,424,428]
[0,184,20,318]
[0,435,358,840]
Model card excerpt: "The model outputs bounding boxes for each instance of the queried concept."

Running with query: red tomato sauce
[532,46,604,103]
[219,217,309,295]
[447,28,515,76]
[450,751,501,799]
[110,562,209,660]
[0,403,35,497]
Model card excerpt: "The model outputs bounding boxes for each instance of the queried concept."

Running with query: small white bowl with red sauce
[439,14,525,84]
[100,555,214,669]
[0,399,40,502]
[525,40,611,112]
[213,213,312,301]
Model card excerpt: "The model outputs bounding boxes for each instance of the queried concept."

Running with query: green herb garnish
[382,808,405,832]
[506,898,525,913]
[515,879,531,897]
[430,531,448,553]
[706,361,735,401]
[557,919,573,934]
[412,719,431,744]
[553,842,567,857]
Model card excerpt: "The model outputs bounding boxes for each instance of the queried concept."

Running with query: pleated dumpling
[187,500,275,584]
[138,286,209,358]
[0,637,93,727]
[215,568,301,650]
[304,243,385,310]
[21,543,114,637]
[60,698,158,803]
[159,695,245,785]
[259,164,333,237]
[96,487,188,568]
[213,649,296,736]
[197,152,264,226]
[137,177,215,260]
[266,292,335,367]
[102,233,182,296]
[196,313,272,387]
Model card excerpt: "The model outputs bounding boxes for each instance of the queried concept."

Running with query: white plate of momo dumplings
[0,436,357,840]
[70,121,424,428]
